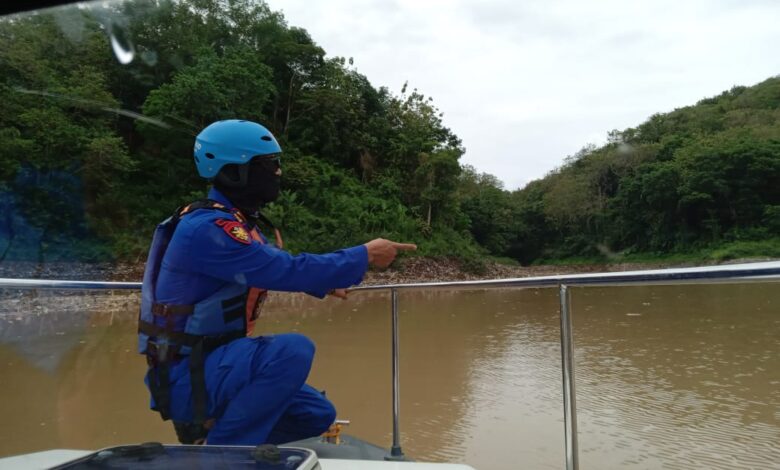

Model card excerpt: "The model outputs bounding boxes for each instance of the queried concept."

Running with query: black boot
[173,421,210,445]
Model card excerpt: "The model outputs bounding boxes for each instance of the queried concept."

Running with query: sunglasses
[250,154,281,172]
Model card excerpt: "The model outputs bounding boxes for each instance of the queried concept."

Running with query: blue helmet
[194,120,281,179]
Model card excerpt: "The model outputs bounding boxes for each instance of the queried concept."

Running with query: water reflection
[0,302,175,456]
[572,284,780,469]
[0,284,777,470]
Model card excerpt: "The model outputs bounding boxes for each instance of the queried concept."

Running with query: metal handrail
[1,260,779,470]
[3,260,778,291]
[351,260,780,291]
[387,288,405,461]
[559,285,578,470]
[0,279,141,290]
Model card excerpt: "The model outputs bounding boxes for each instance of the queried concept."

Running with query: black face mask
[214,156,281,215]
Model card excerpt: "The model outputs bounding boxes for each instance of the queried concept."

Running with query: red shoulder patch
[215,219,251,245]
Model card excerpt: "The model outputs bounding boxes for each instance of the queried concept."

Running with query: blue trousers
[163,333,336,445]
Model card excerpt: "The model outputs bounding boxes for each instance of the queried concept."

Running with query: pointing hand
[328,288,349,300]
[363,238,417,268]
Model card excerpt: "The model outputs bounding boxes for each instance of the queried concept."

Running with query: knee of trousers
[250,333,317,383]
[315,399,337,432]
[296,395,337,435]
[276,333,316,367]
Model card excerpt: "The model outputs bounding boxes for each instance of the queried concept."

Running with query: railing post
[386,288,405,460]
[559,284,579,470]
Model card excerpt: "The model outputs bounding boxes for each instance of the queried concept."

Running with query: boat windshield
[52,444,316,469]
[1,2,778,470]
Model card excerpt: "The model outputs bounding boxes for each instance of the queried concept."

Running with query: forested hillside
[465,78,780,263]
[1,0,778,266]
[0,0,472,262]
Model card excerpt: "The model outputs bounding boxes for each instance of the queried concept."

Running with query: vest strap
[151,303,195,316]
[139,320,189,347]
[141,321,245,423]
[189,340,209,424]
[177,199,230,217]
[221,292,248,324]
[146,364,172,421]
[139,320,245,351]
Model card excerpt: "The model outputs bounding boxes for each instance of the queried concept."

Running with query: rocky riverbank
[0,257,675,286]
[1,256,771,316]
[4,254,775,285]
[364,257,676,284]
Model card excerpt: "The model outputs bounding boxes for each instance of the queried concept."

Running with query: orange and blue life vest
[137,187,368,423]
[137,199,282,422]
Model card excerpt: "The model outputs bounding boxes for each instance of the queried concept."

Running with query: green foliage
[1,1,778,269]
[143,46,275,127]
[0,0,481,262]
[498,77,780,264]
[708,238,780,262]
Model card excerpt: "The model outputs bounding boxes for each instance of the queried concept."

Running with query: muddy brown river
[0,283,778,469]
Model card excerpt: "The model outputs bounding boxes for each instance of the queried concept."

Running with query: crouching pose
[138,120,415,445]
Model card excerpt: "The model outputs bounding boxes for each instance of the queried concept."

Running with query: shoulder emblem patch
[215,219,251,244]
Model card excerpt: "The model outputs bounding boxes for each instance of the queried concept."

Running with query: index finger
[391,242,417,251]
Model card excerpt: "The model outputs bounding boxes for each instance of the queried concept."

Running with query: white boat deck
[0,449,476,469]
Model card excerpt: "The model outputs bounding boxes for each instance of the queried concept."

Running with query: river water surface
[0,283,778,469]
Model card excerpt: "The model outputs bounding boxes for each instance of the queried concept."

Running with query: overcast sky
[266,0,780,190]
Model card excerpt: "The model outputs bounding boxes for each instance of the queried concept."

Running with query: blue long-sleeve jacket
[155,188,368,305]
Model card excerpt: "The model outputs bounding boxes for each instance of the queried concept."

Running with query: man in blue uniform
[138,119,415,446]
